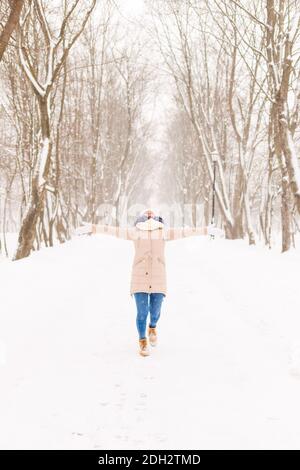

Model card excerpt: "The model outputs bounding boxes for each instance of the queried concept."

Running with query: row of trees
[0,0,155,258]
[148,0,300,250]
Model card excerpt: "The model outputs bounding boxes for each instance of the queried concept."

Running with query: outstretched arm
[165,226,208,241]
[75,222,136,240]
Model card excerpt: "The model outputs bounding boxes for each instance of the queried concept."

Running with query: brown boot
[139,338,150,356]
[148,326,157,347]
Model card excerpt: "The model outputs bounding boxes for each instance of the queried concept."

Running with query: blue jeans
[133,292,166,340]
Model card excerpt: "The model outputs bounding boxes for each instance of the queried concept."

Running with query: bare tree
[14,0,96,260]
[213,0,300,251]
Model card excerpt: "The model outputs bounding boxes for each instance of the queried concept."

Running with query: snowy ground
[1,233,300,449]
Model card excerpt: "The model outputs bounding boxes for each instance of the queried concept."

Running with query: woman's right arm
[75,222,137,239]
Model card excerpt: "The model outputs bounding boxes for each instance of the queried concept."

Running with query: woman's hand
[75,222,94,236]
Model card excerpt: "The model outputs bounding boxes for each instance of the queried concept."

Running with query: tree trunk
[280,155,292,252]
[14,97,52,260]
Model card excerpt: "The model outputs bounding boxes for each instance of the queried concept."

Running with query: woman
[75,209,223,356]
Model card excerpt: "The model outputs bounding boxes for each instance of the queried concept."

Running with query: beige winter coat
[95,225,207,296]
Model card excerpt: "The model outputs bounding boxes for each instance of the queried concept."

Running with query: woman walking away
[75,209,223,357]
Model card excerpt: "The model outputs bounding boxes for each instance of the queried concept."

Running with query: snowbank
[0,234,300,449]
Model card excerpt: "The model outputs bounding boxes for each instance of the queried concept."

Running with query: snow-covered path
[1,234,300,449]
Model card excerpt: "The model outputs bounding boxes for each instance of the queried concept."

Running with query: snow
[1,234,300,449]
